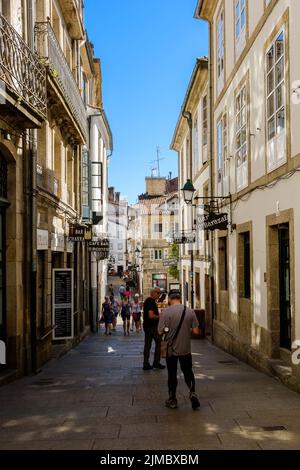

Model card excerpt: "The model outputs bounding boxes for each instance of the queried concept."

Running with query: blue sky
[84,0,208,204]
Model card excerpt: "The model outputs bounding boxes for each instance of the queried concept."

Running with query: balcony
[35,21,87,143]
[59,0,84,40]
[0,13,47,128]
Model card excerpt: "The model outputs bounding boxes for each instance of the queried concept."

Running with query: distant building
[108,188,128,276]
[136,177,179,299]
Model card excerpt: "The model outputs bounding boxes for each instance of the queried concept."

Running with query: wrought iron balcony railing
[35,20,87,142]
[0,13,47,120]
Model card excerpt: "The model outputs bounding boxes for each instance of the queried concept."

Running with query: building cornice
[194,0,218,20]
[170,57,208,152]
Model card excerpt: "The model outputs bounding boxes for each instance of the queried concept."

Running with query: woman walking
[110,295,120,331]
[121,297,131,336]
[102,297,113,335]
[131,294,142,333]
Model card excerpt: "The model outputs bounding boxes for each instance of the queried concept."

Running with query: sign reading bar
[52,269,74,341]
[69,225,85,242]
[197,213,228,231]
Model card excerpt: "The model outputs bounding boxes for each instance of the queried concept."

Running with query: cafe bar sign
[69,224,92,242]
[197,212,228,231]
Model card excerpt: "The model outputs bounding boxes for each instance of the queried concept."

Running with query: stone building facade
[0,0,112,380]
[137,177,179,300]
[193,0,300,385]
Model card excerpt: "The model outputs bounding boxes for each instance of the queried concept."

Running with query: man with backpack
[158,289,200,410]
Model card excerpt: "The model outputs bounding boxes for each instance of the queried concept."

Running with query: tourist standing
[131,294,142,333]
[142,288,165,370]
[110,295,120,331]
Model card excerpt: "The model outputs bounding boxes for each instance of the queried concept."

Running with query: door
[278,224,291,350]
[0,208,6,343]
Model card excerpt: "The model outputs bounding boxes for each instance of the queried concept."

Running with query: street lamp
[182,179,196,205]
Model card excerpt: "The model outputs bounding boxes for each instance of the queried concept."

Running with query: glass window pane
[236,19,240,38]
[276,84,283,110]
[276,31,284,60]
[241,9,245,29]
[92,175,101,187]
[267,46,274,72]
[277,108,285,133]
[267,70,274,95]
[92,188,101,200]
[267,93,275,118]
[268,117,275,140]
[275,57,284,85]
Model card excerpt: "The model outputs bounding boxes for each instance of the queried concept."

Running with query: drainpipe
[182,111,195,310]
[195,12,215,341]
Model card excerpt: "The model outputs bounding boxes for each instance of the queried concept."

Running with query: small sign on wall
[52,269,74,341]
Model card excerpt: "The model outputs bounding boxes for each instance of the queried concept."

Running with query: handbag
[161,306,187,359]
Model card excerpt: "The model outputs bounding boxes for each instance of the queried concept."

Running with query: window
[195,272,200,303]
[154,223,163,233]
[118,243,123,250]
[235,0,247,59]
[243,232,251,299]
[82,149,89,208]
[163,248,169,259]
[235,84,248,191]
[186,138,190,179]
[91,162,103,212]
[118,254,123,261]
[217,9,225,93]
[154,249,162,260]
[193,117,199,175]
[218,237,228,291]
[238,231,251,299]
[217,113,229,196]
[266,30,286,171]
[202,95,208,149]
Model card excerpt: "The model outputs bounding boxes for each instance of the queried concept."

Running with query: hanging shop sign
[88,239,110,259]
[163,258,178,267]
[68,224,85,242]
[171,231,196,244]
[52,269,74,341]
[197,212,228,231]
[37,229,49,251]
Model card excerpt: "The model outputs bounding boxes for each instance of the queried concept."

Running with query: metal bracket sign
[171,231,196,244]
[197,213,228,231]
[163,258,178,267]
[52,269,74,341]
[88,239,109,259]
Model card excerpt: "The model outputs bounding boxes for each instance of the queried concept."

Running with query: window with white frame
[235,85,248,191]
[266,30,286,171]
[155,249,162,260]
[217,9,225,93]
[163,248,169,259]
[202,95,208,149]
[235,0,247,59]
[193,117,199,175]
[217,113,229,197]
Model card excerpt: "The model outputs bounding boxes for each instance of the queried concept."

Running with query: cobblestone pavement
[1,322,300,450]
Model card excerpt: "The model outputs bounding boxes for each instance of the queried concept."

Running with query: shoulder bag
[160,306,187,359]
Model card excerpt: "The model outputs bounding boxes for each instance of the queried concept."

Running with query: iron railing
[0,13,47,119]
[35,20,87,141]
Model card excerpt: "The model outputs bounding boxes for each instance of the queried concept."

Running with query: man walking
[158,290,200,410]
[143,288,165,371]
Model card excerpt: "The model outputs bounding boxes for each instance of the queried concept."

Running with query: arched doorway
[0,154,8,344]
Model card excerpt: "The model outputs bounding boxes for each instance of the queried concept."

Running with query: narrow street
[1,300,300,450]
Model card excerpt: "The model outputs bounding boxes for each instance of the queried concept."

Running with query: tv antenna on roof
[147,146,165,178]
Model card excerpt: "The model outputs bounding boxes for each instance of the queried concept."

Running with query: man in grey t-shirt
[158,290,200,410]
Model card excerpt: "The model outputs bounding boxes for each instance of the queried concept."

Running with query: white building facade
[195,0,300,383]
